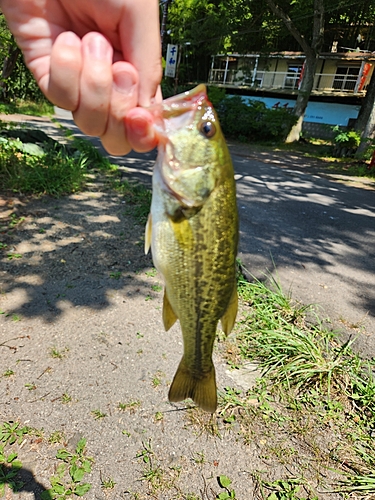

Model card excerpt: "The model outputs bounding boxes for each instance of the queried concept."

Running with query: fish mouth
[149,84,209,142]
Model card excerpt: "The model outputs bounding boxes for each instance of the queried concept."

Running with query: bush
[332,126,361,158]
[215,95,297,142]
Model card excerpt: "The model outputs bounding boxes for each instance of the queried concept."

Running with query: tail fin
[168,357,217,413]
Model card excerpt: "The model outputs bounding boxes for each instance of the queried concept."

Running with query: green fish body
[145,85,238,413]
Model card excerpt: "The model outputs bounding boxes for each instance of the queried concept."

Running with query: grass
[0,99,54,117]
[199,267,375,497]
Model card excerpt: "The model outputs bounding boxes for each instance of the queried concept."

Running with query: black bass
[145,84,238,413]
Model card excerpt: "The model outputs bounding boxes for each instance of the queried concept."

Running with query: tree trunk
[354,69,375,156]
[285,54,318,142]
[0,43,21,99]
[265,0,324,143]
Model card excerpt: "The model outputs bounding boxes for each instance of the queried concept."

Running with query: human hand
[0,0,162,154]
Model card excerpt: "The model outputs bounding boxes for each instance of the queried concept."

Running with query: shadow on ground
[0,130,156,322]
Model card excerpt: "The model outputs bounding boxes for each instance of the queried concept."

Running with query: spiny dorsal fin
[221,285,238,336]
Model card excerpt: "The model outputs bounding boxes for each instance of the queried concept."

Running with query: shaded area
[234,152,375,346]
[10,466,48,499]
[0,136,155,321]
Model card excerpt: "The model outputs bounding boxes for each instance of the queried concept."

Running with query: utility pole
[160,0,172,53]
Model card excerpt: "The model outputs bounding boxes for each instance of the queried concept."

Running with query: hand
[0,0,162,154]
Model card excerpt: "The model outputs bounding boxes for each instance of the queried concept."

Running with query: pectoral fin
[145,213,152,254]
[221,285,238,336]
[163,289,178,331]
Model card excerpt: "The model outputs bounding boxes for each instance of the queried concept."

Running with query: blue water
[240,95,360,126]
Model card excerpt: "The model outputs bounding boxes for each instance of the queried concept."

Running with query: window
[333,66,359,91]
[284,65,303,89]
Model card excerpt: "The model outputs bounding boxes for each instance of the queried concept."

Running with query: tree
[354,70,375,155]
[265,0,324,143]
[0,13,44,102]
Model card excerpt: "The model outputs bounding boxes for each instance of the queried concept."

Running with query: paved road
[233,151,375,356]
[11,114,375,356]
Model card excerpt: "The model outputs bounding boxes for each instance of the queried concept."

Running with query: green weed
[109,271,122,280]
[0,422,30,445]
[0,445,23,497]
[91,409,106,420]
[61,393,72,404]
[48,431,65,445]
[100,476,116,489]
[118,400,141,412]
[50,347,68,359]
[217,475,236,499]
[41,438,93,499]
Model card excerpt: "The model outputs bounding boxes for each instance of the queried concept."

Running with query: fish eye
[199,121,216,138]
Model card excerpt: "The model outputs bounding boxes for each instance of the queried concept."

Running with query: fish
[145,84,238,413]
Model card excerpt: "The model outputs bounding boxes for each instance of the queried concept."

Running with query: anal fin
[221,285,238,336]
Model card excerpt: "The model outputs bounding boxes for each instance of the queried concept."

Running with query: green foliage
[217,475,236,499]
[332,126,361,149]
[41,438,93,499]
[0,446,23,497]
[217,95,297,142]
[0,138,88,195]
[0,422,30,446]
[0,100,54,116]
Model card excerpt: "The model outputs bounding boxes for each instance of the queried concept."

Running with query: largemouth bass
[145,84,238,413]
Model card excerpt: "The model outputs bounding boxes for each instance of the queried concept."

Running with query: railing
[208,69,369,93]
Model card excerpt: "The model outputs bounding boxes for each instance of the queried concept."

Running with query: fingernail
[87,35,111,60]
[62,31,80,47]
[113,71,136,95]
[129,116,149,136]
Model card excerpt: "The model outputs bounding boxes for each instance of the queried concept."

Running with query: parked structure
[208,51,375,136]
[208,51,375,96]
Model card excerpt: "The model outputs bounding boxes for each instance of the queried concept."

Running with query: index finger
[119,0,162,107]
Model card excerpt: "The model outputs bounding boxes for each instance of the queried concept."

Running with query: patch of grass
[60,393,72,404]
[152,371,164,388]
[48,431,65,445]
[91,409,106,420]
[0,99,54,116]
[236,272,358,397]
[0,139,89,196]
[136,439,181,495]
[145,268,157,277]
[50,347,68,359]
[101,475,116,489]
[118,400,141,412]
[3,369,14,377]
[195,268,375,497]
